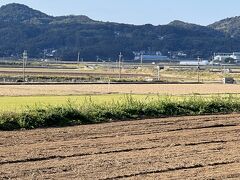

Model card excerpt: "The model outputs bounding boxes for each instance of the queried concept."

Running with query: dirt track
[0,114,240,179]
[1,84,240,96]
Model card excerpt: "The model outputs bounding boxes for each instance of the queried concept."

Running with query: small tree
[224,57,235,64]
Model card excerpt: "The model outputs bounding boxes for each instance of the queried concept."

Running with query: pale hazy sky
[0,0,239,25]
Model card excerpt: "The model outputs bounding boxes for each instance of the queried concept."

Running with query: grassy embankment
[0,94,240,131]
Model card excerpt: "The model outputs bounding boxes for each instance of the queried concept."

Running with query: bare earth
[0,114,240,179]
[1,84,240,96]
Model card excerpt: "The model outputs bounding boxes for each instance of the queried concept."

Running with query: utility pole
[43,49,46,61]
[77,52,80,67]
[108,58,111,72]
[118,52,123,79]
[168,51,172,65]
[223,65,226,78]
[197,57,200,83]
[23,50,28,82]
[157,65,160,81]
[140,53,143,67]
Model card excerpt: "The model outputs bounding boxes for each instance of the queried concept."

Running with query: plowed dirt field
[1,84,240,96]
[0,114,240,179]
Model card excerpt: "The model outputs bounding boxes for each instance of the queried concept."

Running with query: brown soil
[0,114,240,179]
[0,84,240,96]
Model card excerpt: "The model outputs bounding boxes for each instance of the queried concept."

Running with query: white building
[180,60,209,66]
[213,52,240,64]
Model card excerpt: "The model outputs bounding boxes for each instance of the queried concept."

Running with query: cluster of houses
[134,51,240,65]
[212,52,240,65]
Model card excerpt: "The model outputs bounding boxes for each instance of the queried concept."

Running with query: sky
[0,0,240,26]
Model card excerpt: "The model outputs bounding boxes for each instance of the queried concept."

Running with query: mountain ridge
[0,3,99,25]
[208,16,240,38]
[0,3,53,24]
[0,3,240,60]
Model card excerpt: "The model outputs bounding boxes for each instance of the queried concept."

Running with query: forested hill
[209,16,240,38]
[0,3,240,60]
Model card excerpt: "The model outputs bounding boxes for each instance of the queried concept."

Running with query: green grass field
[1,93,239,131]
[0,94,161,112]
[1,93,237,113]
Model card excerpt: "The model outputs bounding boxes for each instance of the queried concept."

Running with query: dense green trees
[1,3,240,60]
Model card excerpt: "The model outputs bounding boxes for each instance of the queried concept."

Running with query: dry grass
[1,84,240,96]
[0,67,152,77]
[160,69,240,82]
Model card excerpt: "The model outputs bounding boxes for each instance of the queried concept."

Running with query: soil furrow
[2,139,238,165]
[1,114,240,179]
[101,161,238,180]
